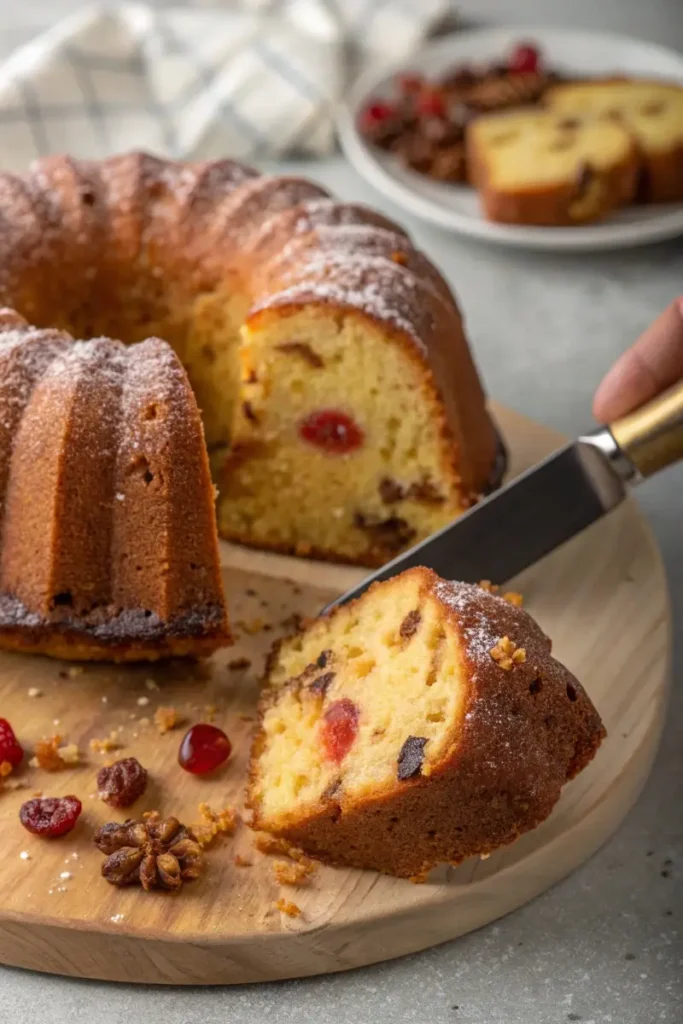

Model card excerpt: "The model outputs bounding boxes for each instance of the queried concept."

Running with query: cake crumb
[57,743,81,765]
[144,679,159,692]
[479,581,524,607]
[205,704,219,722]
[490,636,526,671]
[68,666,84,678]
[273,858,316,886]
[27,687,43,698]
[254,834,308,862]
[234,854,253,868]
[89,730,122,754]
[193,803,239,847]
[30,735,79,771]
[154,705,181,735]
[136,696,150,707]
[275,898,301,918]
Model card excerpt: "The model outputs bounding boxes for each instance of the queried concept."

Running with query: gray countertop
[1,3,682,1023]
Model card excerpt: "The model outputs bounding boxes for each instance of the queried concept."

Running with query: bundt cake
[247,568,605,879]
[0,309,229,661]
[466,108,638,225]
[546,79,683,204]
[0,153,498,566]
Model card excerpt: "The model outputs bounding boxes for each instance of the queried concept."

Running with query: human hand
[593,297,683,422]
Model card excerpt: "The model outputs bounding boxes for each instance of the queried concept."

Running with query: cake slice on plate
[546,78,683,203]
[466,107,638,225]
[248,567,605,879]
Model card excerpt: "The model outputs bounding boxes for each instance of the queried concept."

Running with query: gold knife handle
[609,379,683,478]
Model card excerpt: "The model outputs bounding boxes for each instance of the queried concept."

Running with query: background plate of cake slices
[337,27,683,251]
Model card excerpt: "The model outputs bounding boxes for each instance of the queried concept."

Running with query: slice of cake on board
[466,108,638,225]
[247,567,605,880]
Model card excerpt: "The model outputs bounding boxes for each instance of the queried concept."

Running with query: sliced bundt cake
[0,310,229,661]
[546,79,683,203]
[467,108,638,225]
[0,154,499,566]
[248,568,605,879]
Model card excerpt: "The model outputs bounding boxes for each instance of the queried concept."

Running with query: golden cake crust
[0,153,498,566]
[248,568,605,879]
[0,309,230,662]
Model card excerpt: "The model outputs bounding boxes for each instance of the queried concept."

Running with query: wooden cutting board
[0,404,671,985]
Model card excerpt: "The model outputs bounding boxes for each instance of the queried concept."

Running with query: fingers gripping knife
[325,380,683,611]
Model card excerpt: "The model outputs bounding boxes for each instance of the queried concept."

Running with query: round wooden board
[0,404,671,985]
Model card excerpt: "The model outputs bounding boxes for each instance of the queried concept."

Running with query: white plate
[337,26,683,251]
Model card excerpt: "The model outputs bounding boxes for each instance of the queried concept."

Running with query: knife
[324,378,683,612]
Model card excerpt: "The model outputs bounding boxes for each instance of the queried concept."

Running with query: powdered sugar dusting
[255,250,436,351]
[291,198,404,236]
[433,579,511,666]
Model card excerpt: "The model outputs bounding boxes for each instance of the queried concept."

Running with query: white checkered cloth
[0,0,450,171]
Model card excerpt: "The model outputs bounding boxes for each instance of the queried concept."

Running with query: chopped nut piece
[136,696,150,707]
[273,858,316,886]
[228,657,252,672]
[490,636,526,671]
[27,687,43,698]
[0,760,12,778]
[478,579,499,593]
[89,730,122,754]
[503,591,524,607]
[275,897,301,918]
[275,341,324,368]
[94,814,202,892]
[154,705,181,735]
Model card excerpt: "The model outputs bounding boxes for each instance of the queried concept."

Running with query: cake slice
[546,78,683,203]
[247,568,605,879]
[467,108,638,225]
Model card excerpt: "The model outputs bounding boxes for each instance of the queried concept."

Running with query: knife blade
[322,377,683,613]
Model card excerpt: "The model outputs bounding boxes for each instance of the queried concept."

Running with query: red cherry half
[299,410,364,455]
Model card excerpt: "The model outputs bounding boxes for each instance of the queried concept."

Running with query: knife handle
[610,379,683,478]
